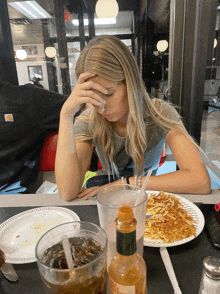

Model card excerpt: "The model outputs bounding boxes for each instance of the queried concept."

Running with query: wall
[14,43,49,89]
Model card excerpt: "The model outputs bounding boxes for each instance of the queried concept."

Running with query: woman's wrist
[60,102,79,120]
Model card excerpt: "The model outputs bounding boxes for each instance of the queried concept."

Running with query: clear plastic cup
[35,221,108,294]
[96,184,147,268]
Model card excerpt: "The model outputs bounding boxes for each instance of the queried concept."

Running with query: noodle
[145,191,196,243]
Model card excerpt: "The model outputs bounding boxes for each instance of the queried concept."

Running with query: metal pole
[41,20,56,92]
[78,2,86,51]
[88,7,95,41]
[0,0,18,84]
[170,0,217,143]
[53,0,71,95]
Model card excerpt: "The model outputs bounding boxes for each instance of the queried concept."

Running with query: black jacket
[0,82,67,194]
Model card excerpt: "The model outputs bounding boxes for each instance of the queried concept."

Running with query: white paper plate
[0,207,80,264]
[144,191,205,248]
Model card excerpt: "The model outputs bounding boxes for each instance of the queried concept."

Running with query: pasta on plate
[145,191,197,243]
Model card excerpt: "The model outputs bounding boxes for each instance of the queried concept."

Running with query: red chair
[159,142,166,167]
[39,131,58,171]
[39,131,102,171]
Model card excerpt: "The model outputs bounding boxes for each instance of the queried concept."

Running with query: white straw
[61,235,74,269]
[135,169,152,206]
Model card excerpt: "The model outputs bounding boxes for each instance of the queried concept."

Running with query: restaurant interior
[0,0,220,293]
[1,0,219,189]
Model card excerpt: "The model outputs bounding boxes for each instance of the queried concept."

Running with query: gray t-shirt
[74,99,181,176]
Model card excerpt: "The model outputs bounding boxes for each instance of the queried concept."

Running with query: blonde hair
[75,35,198,176]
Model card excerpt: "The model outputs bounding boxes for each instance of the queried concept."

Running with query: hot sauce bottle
[109,206,147,294]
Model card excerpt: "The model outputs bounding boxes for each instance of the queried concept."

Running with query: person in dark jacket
[32,77,44,88]
[0,81,67,194]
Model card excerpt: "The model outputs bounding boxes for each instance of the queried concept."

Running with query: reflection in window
[27,65,43,81]
[200,5,220,181]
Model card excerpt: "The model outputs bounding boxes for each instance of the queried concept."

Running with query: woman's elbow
[202,177,211,194]
[196,174,211,195]
[57,186,78,201]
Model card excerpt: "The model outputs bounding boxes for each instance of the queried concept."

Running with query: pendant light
[95,0,119,18]
[156,40,169,52]
[16,50,27,60]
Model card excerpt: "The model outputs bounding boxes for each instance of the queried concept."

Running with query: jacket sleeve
[32,86,67,132]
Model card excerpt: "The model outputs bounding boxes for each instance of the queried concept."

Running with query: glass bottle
[198,256,220,294]
[109,206,147,294]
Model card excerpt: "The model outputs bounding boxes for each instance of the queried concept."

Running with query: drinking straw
[61,235,74,269]
[135,169,152,206]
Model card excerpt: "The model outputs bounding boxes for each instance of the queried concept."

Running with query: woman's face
[90,75,129,123]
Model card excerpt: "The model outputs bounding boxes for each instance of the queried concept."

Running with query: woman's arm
[55,72,108,200]
[78,129,211,199]
[133,129,211,194]
[55,113,93,200]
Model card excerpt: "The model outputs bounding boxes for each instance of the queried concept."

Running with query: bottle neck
[116,217,137,256]
[116,227,137,256]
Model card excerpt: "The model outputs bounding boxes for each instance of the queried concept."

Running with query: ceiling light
[72,17,116,26]
[214,38,217,48]
[156,40,169,52]
[9,1,52,19]
[95,0,119,18]
[16,50,27,60]
[45,47,56,58]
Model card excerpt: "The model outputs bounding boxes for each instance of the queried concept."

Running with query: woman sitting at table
[55,35,211,201]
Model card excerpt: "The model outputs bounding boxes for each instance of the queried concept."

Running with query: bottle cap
[203,256,220,280]
[118,206,133,219]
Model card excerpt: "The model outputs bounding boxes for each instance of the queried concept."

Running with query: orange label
[109,277,135,294]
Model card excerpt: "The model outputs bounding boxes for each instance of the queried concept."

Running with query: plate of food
[144,191,205,247]
[0,207,80,264]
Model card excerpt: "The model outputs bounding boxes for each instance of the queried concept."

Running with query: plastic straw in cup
[61,235,74,269]
[135,169,152,206]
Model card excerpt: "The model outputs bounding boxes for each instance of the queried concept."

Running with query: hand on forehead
[88,74,117,86]
[87,74,118,95]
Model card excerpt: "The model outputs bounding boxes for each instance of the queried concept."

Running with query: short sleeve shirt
[74,99,181,175]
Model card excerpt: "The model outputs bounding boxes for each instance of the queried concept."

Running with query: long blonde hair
[75,35,197,176]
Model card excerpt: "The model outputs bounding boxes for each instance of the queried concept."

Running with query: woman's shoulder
[151,98,181,122]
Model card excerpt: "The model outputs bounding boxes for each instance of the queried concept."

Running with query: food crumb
[16,235,20,238]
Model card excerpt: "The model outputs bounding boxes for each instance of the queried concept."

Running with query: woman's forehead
[89,75,118,89]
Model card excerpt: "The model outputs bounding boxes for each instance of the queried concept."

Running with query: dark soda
[40,237,107,294]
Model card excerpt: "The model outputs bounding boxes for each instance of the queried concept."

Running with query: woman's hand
[61,72,107,118]
[77,185,107,200]
[77,178,122,200]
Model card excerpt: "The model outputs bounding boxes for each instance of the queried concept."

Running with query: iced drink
[35,222,107,294]
[97,184,147,268]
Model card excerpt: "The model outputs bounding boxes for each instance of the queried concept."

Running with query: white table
[0,189,220,208]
